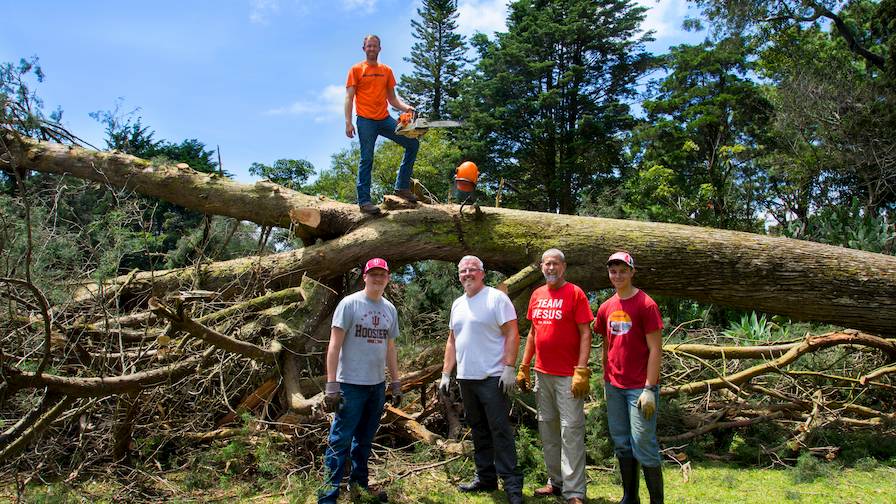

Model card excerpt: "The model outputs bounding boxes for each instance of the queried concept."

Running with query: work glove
[637,387,657,420]
[323,381,343,413]
[516,363,532,392]
[571,366,591,399]
[390,380,403,407]
[499,365,517,395]
[438,373,451,395]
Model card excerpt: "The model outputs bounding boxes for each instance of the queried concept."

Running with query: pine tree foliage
[399,0,469,119]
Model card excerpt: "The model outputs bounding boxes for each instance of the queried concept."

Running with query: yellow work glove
[516,363,532,392]
[637,388,657,420]
[571,366,591,399]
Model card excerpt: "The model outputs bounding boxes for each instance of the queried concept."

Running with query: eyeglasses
[458,268,482,275]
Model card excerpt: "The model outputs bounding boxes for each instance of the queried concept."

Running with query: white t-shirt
[331,290,399,385]
[449,286,517,379]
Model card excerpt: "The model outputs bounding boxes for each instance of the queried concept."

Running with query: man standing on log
[439,255,524,504]
[345,34,419,215]
[318,257,402,504]
[594,252,664,504]
[517,248,593,504]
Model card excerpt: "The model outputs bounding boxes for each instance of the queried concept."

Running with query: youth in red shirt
[594,289,663,389]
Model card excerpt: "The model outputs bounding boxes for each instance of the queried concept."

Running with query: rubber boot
[642,465,664,504]
[618,456,640,504]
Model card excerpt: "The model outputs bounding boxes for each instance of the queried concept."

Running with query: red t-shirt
[593,290,664,389]
[346,61,395,120]
[527,282,594,376]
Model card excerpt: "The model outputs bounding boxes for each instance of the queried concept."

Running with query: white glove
[637,387,657,420]
[439,373,451,395]
[498,365,517,395]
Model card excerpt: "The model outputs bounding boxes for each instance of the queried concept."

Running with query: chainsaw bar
[395,112,463,138]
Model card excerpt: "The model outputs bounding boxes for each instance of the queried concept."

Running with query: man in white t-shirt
[318,257,401,504]
[439,255,523,504]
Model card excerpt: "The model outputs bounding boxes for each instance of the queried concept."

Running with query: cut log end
[289,207,321,228]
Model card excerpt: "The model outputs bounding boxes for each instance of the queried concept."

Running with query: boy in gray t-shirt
[319,258,401,504]
[332,289,399,384]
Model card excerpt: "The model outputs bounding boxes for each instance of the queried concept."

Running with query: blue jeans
[318,382,386,504]
[356,115,420,205]
[604,382,662,467]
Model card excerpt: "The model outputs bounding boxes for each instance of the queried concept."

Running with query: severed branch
[663,331,896,396]
[148,297,279,363]
[5,349,215,397]
[0,395,76,463]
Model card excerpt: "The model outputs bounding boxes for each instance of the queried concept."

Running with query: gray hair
[363,34,381,46]
[542,248,565,263]
[458,255,484,270]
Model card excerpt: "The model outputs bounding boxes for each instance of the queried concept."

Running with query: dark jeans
[318,382,386,504]
[458,376,524,493]
[356,115,419,205]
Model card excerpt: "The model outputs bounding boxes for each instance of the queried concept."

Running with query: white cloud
[266,84,345,123]
[634,0,692,40]
[456,0,508,37]
[249,0,280,24]
[342,0,378,13]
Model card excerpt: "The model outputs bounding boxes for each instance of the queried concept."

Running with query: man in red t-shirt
[345,34,419,215]
[593,251,664,504]
[517,248,593,504]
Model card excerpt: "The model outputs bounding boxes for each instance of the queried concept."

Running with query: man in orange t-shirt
[517,248,593,504]
[345,34,419,215]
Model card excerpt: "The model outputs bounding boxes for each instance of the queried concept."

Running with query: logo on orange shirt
[608,310,632,336]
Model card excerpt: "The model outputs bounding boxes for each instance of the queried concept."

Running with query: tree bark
[8,135,896,335]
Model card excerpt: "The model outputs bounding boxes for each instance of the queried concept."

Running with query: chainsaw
[395,110,463,138]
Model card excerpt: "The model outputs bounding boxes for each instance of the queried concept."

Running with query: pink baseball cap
[363,257,390,273]
[606,251,634,268]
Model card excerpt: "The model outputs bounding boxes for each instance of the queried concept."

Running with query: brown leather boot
[534,482,562,496]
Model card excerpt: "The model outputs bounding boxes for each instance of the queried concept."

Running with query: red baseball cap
[606,251,634,268]
[363,257,390,273]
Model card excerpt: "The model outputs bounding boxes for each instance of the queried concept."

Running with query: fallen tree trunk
[8,136,896,333]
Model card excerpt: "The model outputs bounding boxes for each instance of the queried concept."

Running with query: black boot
[618,456,640,504]
[505,488,524,504]
[642,465,664,504]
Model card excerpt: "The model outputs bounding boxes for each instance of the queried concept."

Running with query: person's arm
[576,322,592,367]
[326,326,346,382]
[386,86,413,113]
[520,327,536,367]
[442,330,457,374]
[644,329,662,387]
[386,337,400,383]
[344,86,356,138]
[500,319,520,366]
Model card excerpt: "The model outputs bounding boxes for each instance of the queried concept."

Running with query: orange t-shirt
[346,61,395,120]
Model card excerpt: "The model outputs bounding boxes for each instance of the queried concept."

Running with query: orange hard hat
[455,161,479,183]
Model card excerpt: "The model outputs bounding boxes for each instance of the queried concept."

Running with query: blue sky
[2,0,703,182]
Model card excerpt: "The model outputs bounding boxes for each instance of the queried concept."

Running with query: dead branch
[663,331,896,396]
[148,297,279,363]
[5,349,215,397]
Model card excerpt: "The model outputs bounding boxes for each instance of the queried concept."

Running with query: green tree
[249,159,315,191]
[627,37,773,230]
[455,0,652,214]
[399,0,469,119]
[688,0,889,72]
[755,4,896,223]
[308,129,463,203]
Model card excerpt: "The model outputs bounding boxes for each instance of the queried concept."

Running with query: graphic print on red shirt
[594,290,663,389]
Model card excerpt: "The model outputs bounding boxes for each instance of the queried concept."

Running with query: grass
[8,460,895,503]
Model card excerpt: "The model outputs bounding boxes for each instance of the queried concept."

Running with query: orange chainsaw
[395,110,463,138]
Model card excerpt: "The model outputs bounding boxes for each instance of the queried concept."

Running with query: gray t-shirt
[332,290,399,385]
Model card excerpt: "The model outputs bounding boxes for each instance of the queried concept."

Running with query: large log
[7,135,896,335]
